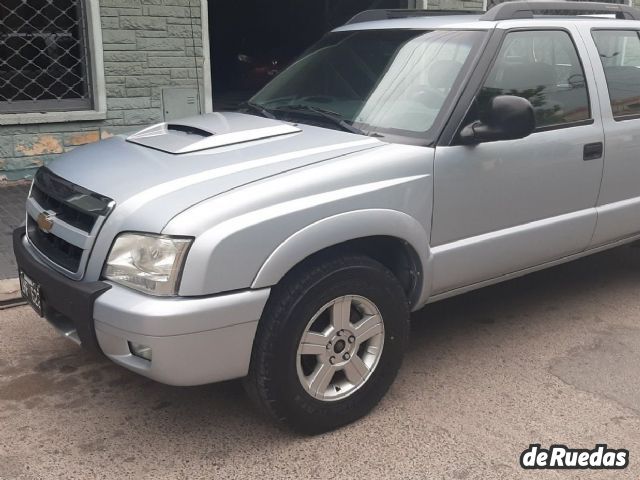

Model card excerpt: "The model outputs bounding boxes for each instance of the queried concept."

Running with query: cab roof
[334,1,640,32]
[334,15,490,32]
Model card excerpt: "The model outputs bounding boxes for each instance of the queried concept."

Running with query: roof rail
[480,0,640,21]
[485,0,632,7]
[345,9,480,25]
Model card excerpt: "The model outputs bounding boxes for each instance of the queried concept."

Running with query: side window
[469,30,591,130]
[592,30,640,120]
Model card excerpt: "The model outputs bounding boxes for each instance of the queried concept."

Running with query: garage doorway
[207,0,411,110]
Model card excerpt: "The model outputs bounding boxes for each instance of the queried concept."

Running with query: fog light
[128,341,152,361]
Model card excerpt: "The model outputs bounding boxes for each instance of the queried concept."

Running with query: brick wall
[0,0,206,182]
[427,0,484,10]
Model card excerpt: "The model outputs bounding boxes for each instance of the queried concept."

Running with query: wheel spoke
[365,345,380,356]
[299,331,329,355]
[354,314,383,344]
[343,355,370,385]
[330,296,353,331]
[308,361,335,397]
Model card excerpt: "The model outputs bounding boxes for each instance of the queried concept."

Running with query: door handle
[583,142,603,161]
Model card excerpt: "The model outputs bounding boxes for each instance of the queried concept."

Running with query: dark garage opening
[208,0,410,110]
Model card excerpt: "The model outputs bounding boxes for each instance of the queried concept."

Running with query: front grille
[26,167,113,276]
[30,183,96,233]
[27,216,82,272]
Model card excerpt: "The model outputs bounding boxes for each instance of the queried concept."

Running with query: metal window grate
[0,0,93,114]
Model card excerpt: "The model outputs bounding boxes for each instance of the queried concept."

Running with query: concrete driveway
[1,246,640,479]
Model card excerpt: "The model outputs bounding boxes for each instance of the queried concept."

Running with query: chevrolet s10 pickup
[14,1,640,432]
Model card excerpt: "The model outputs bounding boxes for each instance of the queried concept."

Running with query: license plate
[19,270,43,317]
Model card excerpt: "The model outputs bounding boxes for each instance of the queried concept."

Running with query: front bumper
[13,228,111,351]
[94,284,270,386]
[13,228,271,386]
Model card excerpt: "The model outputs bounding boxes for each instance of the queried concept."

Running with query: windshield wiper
[238,101,276,120]
[274,104,366,135]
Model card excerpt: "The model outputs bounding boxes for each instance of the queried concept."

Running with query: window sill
[0,109,107,126]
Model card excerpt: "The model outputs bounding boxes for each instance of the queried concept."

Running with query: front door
[430,27,604,295]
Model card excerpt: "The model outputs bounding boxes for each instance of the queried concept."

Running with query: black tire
[244,252,410,434]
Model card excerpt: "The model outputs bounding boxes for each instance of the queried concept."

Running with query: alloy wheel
[296,295,385,401]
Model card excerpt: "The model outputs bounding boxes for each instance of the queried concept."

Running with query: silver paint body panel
[94,283,270,386]
[430,23,605,293]
[21,16,640,386]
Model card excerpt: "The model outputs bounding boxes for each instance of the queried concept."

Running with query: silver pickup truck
[13,1,640,433]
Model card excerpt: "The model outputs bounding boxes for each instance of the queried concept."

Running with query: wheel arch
[252,209,430,308]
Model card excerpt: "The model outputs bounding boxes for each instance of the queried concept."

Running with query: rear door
[587,27,640,245]
[429,26,604,295]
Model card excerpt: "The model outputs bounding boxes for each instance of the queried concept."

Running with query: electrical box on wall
[162,88,201,121]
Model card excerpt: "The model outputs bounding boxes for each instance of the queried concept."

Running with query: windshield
[250,29,486,140]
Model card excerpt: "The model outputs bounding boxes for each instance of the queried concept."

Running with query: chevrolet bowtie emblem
[36,212,55,233]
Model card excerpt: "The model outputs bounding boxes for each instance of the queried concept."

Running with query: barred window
[0,0,93,114]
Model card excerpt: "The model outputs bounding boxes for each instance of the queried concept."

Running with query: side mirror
[459,95,535,145]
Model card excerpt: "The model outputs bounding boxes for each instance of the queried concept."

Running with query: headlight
[103,233,192,296]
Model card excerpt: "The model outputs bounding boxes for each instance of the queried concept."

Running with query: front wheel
[244,253,410,434]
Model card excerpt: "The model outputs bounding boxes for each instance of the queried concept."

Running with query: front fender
[170,143,434,299]
[252,209,430,293]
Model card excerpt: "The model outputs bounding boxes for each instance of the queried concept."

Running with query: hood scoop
[126,112,301,154]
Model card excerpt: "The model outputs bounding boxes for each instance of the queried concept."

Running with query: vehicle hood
[48,112,382,233]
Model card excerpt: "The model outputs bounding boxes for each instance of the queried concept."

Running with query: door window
[466,30,591,131]
[592,30,640,120]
